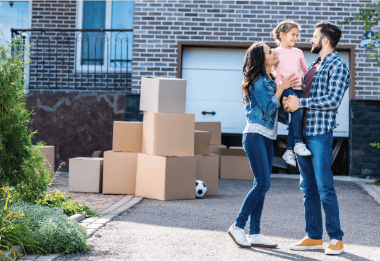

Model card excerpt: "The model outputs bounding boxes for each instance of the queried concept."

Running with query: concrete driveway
[57,178,380,261]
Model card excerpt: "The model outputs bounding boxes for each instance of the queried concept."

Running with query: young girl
[272,20,311,167]
[227,42,297,248]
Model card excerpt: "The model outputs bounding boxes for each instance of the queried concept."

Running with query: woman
[227,42,298,248]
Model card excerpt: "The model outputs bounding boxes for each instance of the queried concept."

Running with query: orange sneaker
[289,236,323,250]
[325,239,344,255]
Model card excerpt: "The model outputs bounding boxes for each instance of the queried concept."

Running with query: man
[284,21,351,255]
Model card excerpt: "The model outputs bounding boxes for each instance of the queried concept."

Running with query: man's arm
[300,63,351,110]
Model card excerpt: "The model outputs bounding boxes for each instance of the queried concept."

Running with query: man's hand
[283,95,300,112]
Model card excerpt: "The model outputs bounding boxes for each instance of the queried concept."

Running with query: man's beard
[311,37,323,54]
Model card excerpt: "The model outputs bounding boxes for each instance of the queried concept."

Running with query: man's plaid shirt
[300,51,351,137]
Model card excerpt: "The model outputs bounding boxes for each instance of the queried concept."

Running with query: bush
[4,201,90,255]
[0,38,51,203]
[36,189,98,218]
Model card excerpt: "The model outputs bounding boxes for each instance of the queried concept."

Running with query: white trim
[24,0,33,93]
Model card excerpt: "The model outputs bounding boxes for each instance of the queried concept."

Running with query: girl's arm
[299,50,308,75]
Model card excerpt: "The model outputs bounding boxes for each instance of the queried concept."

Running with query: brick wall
[350,100,380,177]
[131,0,380,100]
[29,0,131,93]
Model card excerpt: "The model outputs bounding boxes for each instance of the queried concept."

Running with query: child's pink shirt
[273,47,308,90]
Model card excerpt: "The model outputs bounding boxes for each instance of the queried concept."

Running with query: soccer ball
[196,180,207,198]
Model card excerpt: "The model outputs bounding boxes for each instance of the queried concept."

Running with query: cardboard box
[135,154,197,201]
[194,122,221,145]
[113,121,143,152]
[103,151,138,195]
[36,146,55,178]
[195,154,219,196]
[209,144,227,155]
[194,130,211,155]
[139,77,186,113]
[69,157,103,193]
[142,111,195,156]
[220,147,253,180]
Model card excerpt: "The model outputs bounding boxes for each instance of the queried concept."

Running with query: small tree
[0,37,51,202]
[338,2,380,65]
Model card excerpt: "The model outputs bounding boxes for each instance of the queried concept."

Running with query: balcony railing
[11,28,133,92]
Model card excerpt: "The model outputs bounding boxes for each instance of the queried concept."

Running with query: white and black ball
[196,180,207,198]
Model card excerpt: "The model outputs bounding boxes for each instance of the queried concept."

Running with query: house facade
[2,0,379,176]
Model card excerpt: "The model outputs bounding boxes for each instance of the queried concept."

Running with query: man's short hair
[315,21,341,48]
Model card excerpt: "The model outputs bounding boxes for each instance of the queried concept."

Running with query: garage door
[182,46,350,137]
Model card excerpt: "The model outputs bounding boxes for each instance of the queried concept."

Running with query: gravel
[57,178,380,261]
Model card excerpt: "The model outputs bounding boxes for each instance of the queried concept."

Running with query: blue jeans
[283,89,304,150]
[235,133,272,235]
[296,131,344,241]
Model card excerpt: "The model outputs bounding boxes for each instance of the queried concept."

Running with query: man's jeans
[296,131,344,241]
[283,89,304,151]
[235,133,272,235]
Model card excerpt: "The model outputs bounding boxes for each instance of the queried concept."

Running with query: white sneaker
[227,224,251,248]
[294,143,311,156]
[282,150,297,167]
[248,234,278,248]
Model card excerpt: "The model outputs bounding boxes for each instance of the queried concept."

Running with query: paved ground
[56,178,380,261]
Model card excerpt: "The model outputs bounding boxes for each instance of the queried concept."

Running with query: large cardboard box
[194,130,211,155]
[69,157,103,193]
[135,154,197,201]
[113,121,143,152]
[220,147,253,180]
[195,154,219,196]
[103,151,138,195]
[139,77,186,113]
[194,122,221,145]
[142,112,195,156]
[36,146,55,178]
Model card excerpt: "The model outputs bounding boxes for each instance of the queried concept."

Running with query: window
[76,0,134,72]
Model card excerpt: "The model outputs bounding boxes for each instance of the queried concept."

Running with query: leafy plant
[0,37,52,203]
[3,201,90,255]
[338,2,380,65]
[36,189,98,218]
[370,142,380,149]
[0,194,43,259]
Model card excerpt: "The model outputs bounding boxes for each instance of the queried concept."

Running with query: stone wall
[350,100,380,177]
[26,92,125,172]
[131,0,380,100]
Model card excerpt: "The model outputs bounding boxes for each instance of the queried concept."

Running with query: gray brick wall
[131,0,380,100]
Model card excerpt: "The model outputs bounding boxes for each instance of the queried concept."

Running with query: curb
[30,195,143,261]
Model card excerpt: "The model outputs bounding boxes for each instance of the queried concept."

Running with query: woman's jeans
[296,131,344,240]
[283,89,304,151]
[235,133,273,235]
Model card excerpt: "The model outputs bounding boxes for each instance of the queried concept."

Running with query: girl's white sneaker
[227,225,251,248]
[248,234,278,248]
[282,150,297,167]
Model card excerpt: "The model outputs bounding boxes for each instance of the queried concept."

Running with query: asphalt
[57,178,380,261]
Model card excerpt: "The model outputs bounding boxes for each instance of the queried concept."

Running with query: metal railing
[11,28,133,91]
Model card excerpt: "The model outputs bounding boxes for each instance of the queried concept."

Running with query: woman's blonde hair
[272,20,301,46]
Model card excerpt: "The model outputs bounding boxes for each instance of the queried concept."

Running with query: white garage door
[182,47,350,137]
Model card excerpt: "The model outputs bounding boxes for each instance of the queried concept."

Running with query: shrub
[0,38,51,203]
[5,201,90,255]
[36,189,98,218]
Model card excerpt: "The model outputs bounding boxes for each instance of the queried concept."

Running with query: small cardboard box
[139,77,186,113]
[220,147,253,180]
[142,111,195,157]
[209,144,227,155]
[36,146,55,178]
[135,154,197,201]
[103,151,138,195]
[194,130,211,155]
[69,157,103,193]
[194,122,221,145]
[113,121,143,152]
[195,154,219,196]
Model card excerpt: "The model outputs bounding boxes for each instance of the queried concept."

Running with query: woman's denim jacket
[245,74,289,129]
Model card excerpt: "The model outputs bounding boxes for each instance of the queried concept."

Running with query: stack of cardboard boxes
[68,77,226,199]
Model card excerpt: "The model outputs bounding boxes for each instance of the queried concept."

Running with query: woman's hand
[278,73,299,91]
[274,73,299,101]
